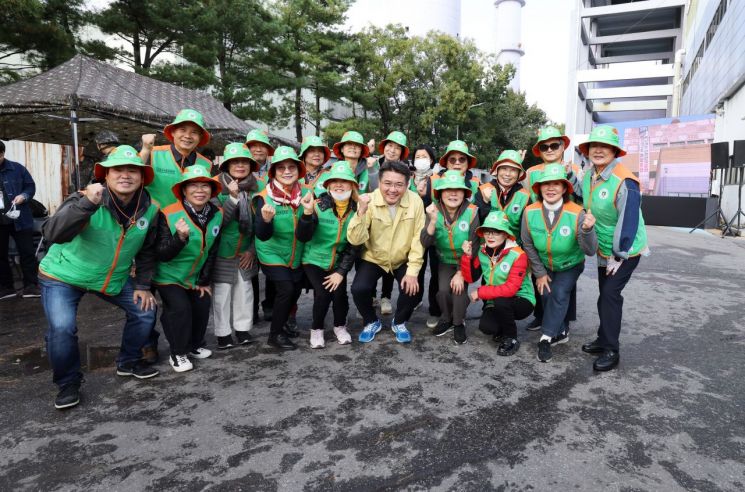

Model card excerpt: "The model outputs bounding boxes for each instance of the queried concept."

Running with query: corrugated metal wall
[4,140,72,214]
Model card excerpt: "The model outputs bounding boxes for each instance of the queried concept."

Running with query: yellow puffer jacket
[346,188,425,277]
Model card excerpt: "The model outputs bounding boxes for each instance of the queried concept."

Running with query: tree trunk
[295,85,303,142]
[133,32,141,70]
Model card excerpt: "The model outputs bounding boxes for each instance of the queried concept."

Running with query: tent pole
[70,104,81,190]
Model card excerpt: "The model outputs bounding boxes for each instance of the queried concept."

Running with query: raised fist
[261,203,276,222]
[141,133,156,150]
[84,183,104,205]
[582,210,596,231]
[227,179,240,198]
[426,203,439,222]
[461,240,472,256]
[357,193,371,216]
[175,218,190,241]
[300,192,315,215]
[367,139,376,155]
[481,186,494,201]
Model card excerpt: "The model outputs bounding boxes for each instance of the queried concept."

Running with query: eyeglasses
[382,181,406,189]
[538,142,563,152]
[448,156,468,164]
[482,230,502,236]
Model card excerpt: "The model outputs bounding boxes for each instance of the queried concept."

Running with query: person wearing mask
[475,150,529,236]
[299,135,332,194]
[410,143,442,329]
[575,125,649,371]
[425,140,481,206]
[521,164,597,362]
[253,146,311,351]
[348,161,425,344]
[420,171,479,345]
[0,140,39,299]
[296,161,361,348]
[38,146,159,409]
[460,211,535,356]
[212,143,259,349]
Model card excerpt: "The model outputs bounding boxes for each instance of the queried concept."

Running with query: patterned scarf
[268,179,302,209]
[183,199,212,227]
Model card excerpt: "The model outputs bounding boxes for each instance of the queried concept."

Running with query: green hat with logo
[171,164,222,201]
[164,109,210,147]
[433,170,473,199]
[439,140,477,169]
[577,124,627,158]
[531,126,570,157]
[245,129,275,156]
[323,160,358,188]
[491,149,526,181]
[531,163,574,197]
[269,145,306,179]
[94,145,154,186]
[477,210,513,238]
[219,142,258,173]
[300,135,331,163]
[378,131,409,160]
[332,131,369,159]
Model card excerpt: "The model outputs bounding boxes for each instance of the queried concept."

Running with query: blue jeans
[40,276,156,388]
[540,263,585,339]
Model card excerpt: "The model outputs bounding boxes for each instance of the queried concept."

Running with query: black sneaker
[551,331,569,346]
[526,317,542,331]
[116,361,159,379]
[432,321,452,337]
[537,339,552,362]
[54,383,81,410]
[217,335,235,349]
[0,287,17,300]
[284,317,299,338]
[235,331,255,345]
[453,324,467,345]
[21,284,41,298]
[497,338,520,356]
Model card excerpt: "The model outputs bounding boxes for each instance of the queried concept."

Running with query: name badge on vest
[136,217,149,230]
[559,226,571,237]
[598,189,610,200]
[499,261,510,273]
[211,225,220,237]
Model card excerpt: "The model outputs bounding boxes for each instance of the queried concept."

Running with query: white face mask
[330,190,352,201]
[413,158,431,172]
[5,203,20,220]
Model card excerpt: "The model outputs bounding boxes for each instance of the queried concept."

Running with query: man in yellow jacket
[347,161,425,344]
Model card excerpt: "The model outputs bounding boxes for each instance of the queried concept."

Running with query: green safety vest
[434,205,478,265]
[146,145,212,208]
[524,201,586,272]
[357,166,370,193]
[153,202,223,288]
[490,187,529,238]
[477,247,535,305]
[216,193,251,259]
[39,200,159,295]
[301,202,353,270]
[430,174,480,204]
[582,163,647,258]
[254,189,309,268]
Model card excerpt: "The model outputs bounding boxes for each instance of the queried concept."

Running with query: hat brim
[219,156,259,173]
[490,161,527,182]
[333,141,369,159]
[323,175,358,188]
[171,176,222,202]
[532,135,571,157]
[438,151,477,169]
[269,159,307,180]
[245,139,275,157]
[301,146,331,164]
[577,142,627,158]
[163,122,211,148]
[433,186,473,200]
[378,139,410,160]
[476,226,514,240]
[94,162,155,186]
[531,178,574,197]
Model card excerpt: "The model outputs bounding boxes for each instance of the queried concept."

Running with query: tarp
[0,54,289,150]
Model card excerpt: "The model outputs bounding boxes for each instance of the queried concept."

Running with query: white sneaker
[426,316,439,329]
[170,354,193,373]
[190,347,212,359]
[380,297,393,315]
[310,329,325,349]
[333,326,352,345]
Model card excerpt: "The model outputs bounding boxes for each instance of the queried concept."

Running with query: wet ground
[1,226,744,491]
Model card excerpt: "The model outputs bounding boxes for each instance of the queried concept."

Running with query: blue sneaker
[391,322,411,343]
[358,319,382,343]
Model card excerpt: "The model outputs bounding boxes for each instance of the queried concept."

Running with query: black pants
[596,256,639,351]
[157,284,211,356]
[351,260,418,325]
[416,245,441,317]
[478,297,534,339]
[303,264,349,330]
[381,271,394,299]
[0,224,37,288]
[252,275,260,318]
[262,265,303,336]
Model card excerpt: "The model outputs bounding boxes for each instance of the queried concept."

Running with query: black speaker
[711,141,730,169]
[733,140,745,168]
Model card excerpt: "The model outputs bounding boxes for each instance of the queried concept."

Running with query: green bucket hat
[491,149,526,181]
[269,145,306,179]
[163,109,210,147]
[245,129,275,156]
[171,165,222,201]
[219,142,258,173]
[531,126,570,157]
[477,210,513,238]
[323,160,358,188]
[531,163,574,197]
[439,140,477,169]
[94,145,154,186]
[300,135,331,163]
[433,170,473,199]
[332,131,369,159]
[378,131,409,160]
[577,125,627,158]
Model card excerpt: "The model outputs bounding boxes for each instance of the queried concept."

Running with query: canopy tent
[0,55,291,187]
